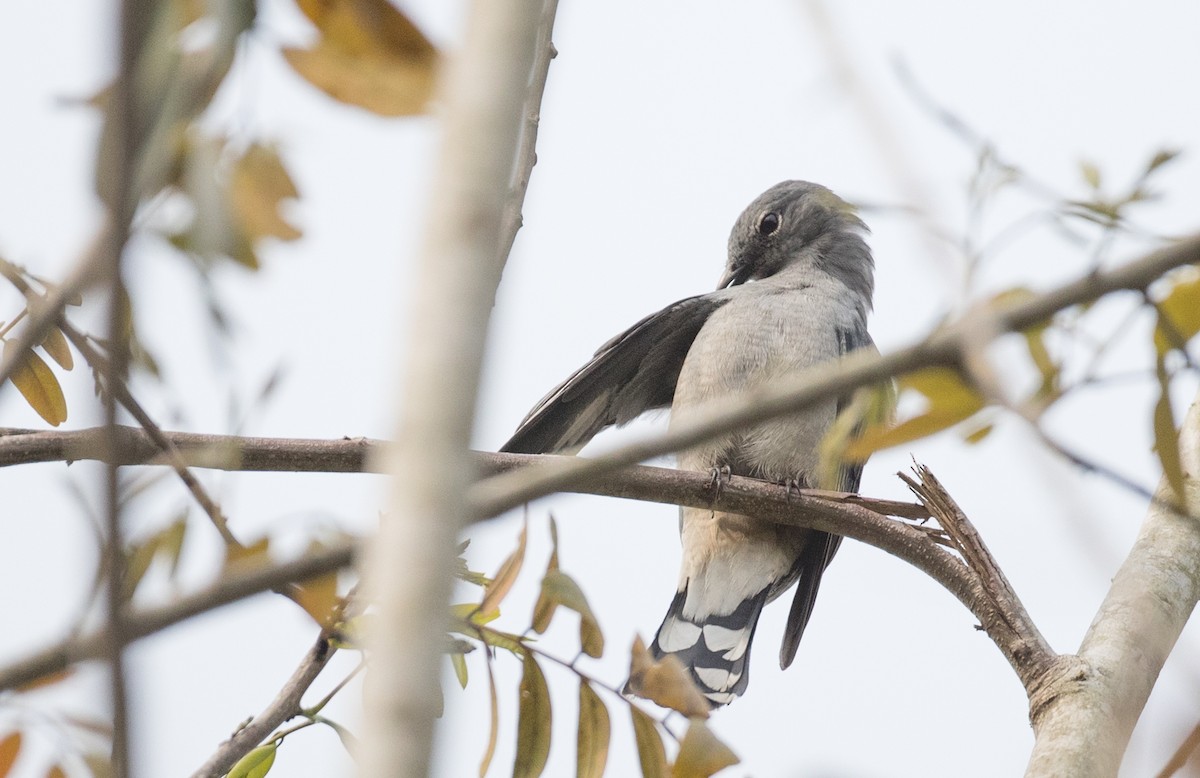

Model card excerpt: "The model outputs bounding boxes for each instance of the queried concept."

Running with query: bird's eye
[757,212,781,236]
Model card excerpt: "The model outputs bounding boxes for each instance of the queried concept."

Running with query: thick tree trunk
[1025,389,1200,777]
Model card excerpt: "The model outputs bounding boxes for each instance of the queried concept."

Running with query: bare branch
[188,637,337,778]
[901,465,1056,687]
[0,544,354,692]
[469,233,1200,517]
[0,425,380,471]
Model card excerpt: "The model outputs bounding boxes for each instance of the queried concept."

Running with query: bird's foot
[782,478,805,503]
[707,465,732,502]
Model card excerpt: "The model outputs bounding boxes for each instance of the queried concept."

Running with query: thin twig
[498,0,560,263]
[61,321,241,546]
[189,636,338,778]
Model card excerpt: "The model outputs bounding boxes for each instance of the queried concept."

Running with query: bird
[501,181,876,706]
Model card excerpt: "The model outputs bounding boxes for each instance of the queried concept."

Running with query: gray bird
[502,181,876,705]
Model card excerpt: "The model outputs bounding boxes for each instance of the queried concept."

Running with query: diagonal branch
[901,464,1056,688]
[468,233,1200,517]
[0,543,354,692]
[188,637,337,778]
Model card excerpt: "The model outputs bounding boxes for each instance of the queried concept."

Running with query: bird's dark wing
[501,293,731,454]
[778,323,875,669]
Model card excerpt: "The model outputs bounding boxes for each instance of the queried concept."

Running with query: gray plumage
[503,181,876,705]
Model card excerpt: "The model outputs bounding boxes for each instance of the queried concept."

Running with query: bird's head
[720,181,874,307]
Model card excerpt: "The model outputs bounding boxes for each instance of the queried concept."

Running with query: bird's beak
[717,264,751,290]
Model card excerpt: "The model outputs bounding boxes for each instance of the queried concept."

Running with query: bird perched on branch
[502,181,877,705]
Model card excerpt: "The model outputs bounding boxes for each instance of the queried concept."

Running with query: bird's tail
[648,585,770,707]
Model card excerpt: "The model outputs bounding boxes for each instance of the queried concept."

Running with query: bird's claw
[708,465,732,502]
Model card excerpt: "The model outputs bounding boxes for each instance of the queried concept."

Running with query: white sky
[2,1,1200,777]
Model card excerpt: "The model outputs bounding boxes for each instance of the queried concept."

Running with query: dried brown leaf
[479,521,527,616]
[672,718,739,777]
[0,731,21,775]
[626,636,710,719]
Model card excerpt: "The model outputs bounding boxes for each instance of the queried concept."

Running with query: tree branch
[468,233,1200,517]
[188,637,337,778]
[1025,387,1200,777]
[901,464,1056,688]
[358,0,547,775]
[0,544,354,692]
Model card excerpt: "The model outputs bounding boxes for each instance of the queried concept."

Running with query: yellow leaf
[1154,271,1200,356]
[626,637,710,719]
[535,570,604,658]
[1153,359,1185,504]
[283,42,436,116]
[293,0,436,59]
[531,518,561,632]
[576,681,610,778]
[630,707,668,778]
[479,521,527,616]
[228,743,277,778]
[284,0,438,116]
[450,652,468,689]
[82,751,113,778]
[818,381,896,488]
[295,571,341,628]
[0,731,21,775]
[224,537,271,574]
[3,341,67,426]
[513,651,551,778]
[844,368,984,458]
[40,327,74,371]
[672,718,739,777]
[231,144,302,243]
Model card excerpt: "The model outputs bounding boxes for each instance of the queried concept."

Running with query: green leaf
[672,718,739,777]
[227,743,277,778]
[1153,359,1185,504]
[576,681,610,778]
[3,341,67,426]
[450,652,468,689]
[513,651,551,778]
[629,707,667,778]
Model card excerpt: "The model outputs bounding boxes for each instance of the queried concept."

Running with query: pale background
[2,1,1199,776]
